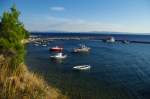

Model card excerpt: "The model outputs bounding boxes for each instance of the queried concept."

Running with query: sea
[26,33,150,99]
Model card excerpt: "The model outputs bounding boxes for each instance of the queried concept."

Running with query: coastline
[0,54,68,99]
[0,6,68,99]
[28,33,150,44]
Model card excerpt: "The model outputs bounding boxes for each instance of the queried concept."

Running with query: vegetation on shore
[0,5,67,99]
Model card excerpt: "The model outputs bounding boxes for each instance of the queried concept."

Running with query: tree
[0,5,29,69]
[0,5,29,42]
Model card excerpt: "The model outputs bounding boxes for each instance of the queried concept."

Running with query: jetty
[28,35,150,45]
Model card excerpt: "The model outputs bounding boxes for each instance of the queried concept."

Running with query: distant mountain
[30,31,150,35]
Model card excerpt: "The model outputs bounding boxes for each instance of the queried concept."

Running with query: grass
[0,55,68,99]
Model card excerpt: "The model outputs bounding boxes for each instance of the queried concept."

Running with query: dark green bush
[0,5,29,70]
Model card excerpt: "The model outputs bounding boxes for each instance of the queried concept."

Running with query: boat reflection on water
[50,58,64,63]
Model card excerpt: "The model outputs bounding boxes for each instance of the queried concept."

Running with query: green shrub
[0,5,29,70]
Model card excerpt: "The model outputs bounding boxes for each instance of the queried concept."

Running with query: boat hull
[50,55,67,59]
[72,48,90,53]
[73,65,91,70]
[50,48,63,51]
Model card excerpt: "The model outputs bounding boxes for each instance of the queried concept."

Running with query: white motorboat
[73,65,91,70]
[103,36,115,43]
[34,43,39,46]
[73,44,90,53]
[42,44,47,47]
[122,40,130,44]
[50,53,67,59]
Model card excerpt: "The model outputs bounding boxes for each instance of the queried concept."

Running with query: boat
[73,65,91,70]
[72,44,90,53]
[50,46,63,51]
[103,36,115,43]
[42,44,47,47]
[122,40,130,44]
[34,43,39,46]
[50,53,67,59]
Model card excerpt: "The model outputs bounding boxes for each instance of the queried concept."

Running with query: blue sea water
[26,33,150,99]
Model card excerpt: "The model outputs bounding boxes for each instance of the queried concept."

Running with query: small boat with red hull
[50,46,63,51]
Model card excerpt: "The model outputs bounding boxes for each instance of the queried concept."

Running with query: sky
[0,0,150,33]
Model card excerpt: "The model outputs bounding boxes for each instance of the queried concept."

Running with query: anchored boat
[50,46,63,51]
[50,53,67,59]
[72,44,90,53]
[73,65,91,70]
[122,40,130,44]
[42,44,47,47]
[103,36,115,43]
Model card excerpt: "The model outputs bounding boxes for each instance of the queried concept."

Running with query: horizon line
[30,31,150,35]
[29,31,150,34]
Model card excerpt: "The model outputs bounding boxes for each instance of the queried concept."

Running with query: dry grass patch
[0,55,68,99]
